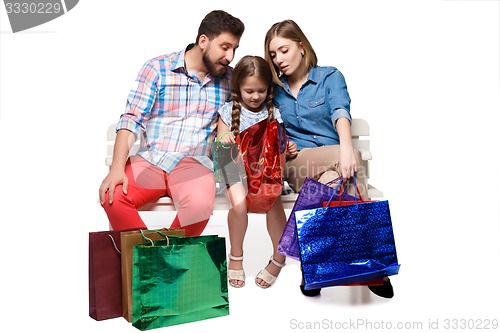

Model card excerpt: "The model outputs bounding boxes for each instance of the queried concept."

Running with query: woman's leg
[101,155,168,230]
[286,145,368,198]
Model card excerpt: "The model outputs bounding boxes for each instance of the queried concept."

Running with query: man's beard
[202,51,226,77]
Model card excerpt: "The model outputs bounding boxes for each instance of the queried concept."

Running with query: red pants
[101,155,215,236]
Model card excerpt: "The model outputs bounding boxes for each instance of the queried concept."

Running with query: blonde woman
[264,20,393,298]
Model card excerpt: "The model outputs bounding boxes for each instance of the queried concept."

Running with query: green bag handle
[140,229,170,247]
[216,131,234,142]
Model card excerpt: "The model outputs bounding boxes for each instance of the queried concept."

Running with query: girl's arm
[216,116,235,144]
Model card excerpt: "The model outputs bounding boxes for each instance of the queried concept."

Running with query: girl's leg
[101,155,168,230]
[255,197,287,287]
[226,183,248,287]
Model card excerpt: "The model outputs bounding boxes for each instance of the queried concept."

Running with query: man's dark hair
[196,10,245,44]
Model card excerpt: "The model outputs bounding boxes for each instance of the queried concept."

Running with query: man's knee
[176,190,214,223]
[101,186,141,220]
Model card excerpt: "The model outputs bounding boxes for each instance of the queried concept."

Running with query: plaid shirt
[116,45,232,173]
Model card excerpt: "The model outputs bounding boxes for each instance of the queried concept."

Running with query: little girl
[216,55,291,289]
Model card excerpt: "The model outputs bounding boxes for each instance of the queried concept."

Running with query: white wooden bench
[105,118,382,211]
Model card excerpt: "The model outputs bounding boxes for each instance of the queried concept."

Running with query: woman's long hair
[264,19,317,86]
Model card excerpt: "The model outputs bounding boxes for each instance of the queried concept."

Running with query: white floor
[1,1,499,332]
[84,209,500,333]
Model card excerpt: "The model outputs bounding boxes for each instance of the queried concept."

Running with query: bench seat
[105,118,383,212]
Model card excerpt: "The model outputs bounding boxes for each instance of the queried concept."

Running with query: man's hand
[99,169,129,204]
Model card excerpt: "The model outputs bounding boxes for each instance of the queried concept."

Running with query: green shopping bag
[212,141,246,185]
[132,232,229,330]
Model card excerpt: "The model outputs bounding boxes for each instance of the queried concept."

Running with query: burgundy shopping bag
[88,228,140,321]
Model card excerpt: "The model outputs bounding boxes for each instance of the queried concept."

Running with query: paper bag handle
[108,235,121,254]
[140,229,170,247]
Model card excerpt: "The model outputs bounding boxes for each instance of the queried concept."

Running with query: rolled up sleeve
[116,61,159,135]
[328,70,352,126]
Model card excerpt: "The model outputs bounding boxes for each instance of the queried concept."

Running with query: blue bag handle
[325,176,364,207]
[325,177,346,207]
[325,176,342,187]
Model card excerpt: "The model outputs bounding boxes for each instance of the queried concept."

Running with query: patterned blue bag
[296,199,400,289]
[278,177,357,260]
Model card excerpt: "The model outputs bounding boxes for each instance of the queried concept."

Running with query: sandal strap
[228,269,245,280]
[228,253,243,261]
[256,268,276,285]
[270,256,286,268]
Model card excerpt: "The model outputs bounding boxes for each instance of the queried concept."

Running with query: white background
[1,0,499,332]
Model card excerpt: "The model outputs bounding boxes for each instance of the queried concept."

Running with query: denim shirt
[273,66,352,150]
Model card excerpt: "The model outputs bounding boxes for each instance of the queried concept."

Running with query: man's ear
[198,34,209,50]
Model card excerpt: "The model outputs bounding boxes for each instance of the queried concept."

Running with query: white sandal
[227,253,245,288]
[255,256,286,289]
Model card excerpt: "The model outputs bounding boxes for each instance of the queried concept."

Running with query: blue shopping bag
[296,198,400,290]
[278,177,357,260]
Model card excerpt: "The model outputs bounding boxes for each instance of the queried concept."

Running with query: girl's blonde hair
[264,19,317,86]
[230,55,275,137]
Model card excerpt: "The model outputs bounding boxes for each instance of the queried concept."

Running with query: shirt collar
[170,44,194,73]
[280,66,319,86]
[307,66,320,84]
[171,43,232,81]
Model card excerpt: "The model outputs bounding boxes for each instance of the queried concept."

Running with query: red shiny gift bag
[236,119,286,213]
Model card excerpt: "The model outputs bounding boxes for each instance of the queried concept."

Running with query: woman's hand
[335,117,358,179]
[338,143,358,179]
[286,140,298,160]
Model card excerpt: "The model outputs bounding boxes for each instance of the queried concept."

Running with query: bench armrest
[358,149,372,161]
